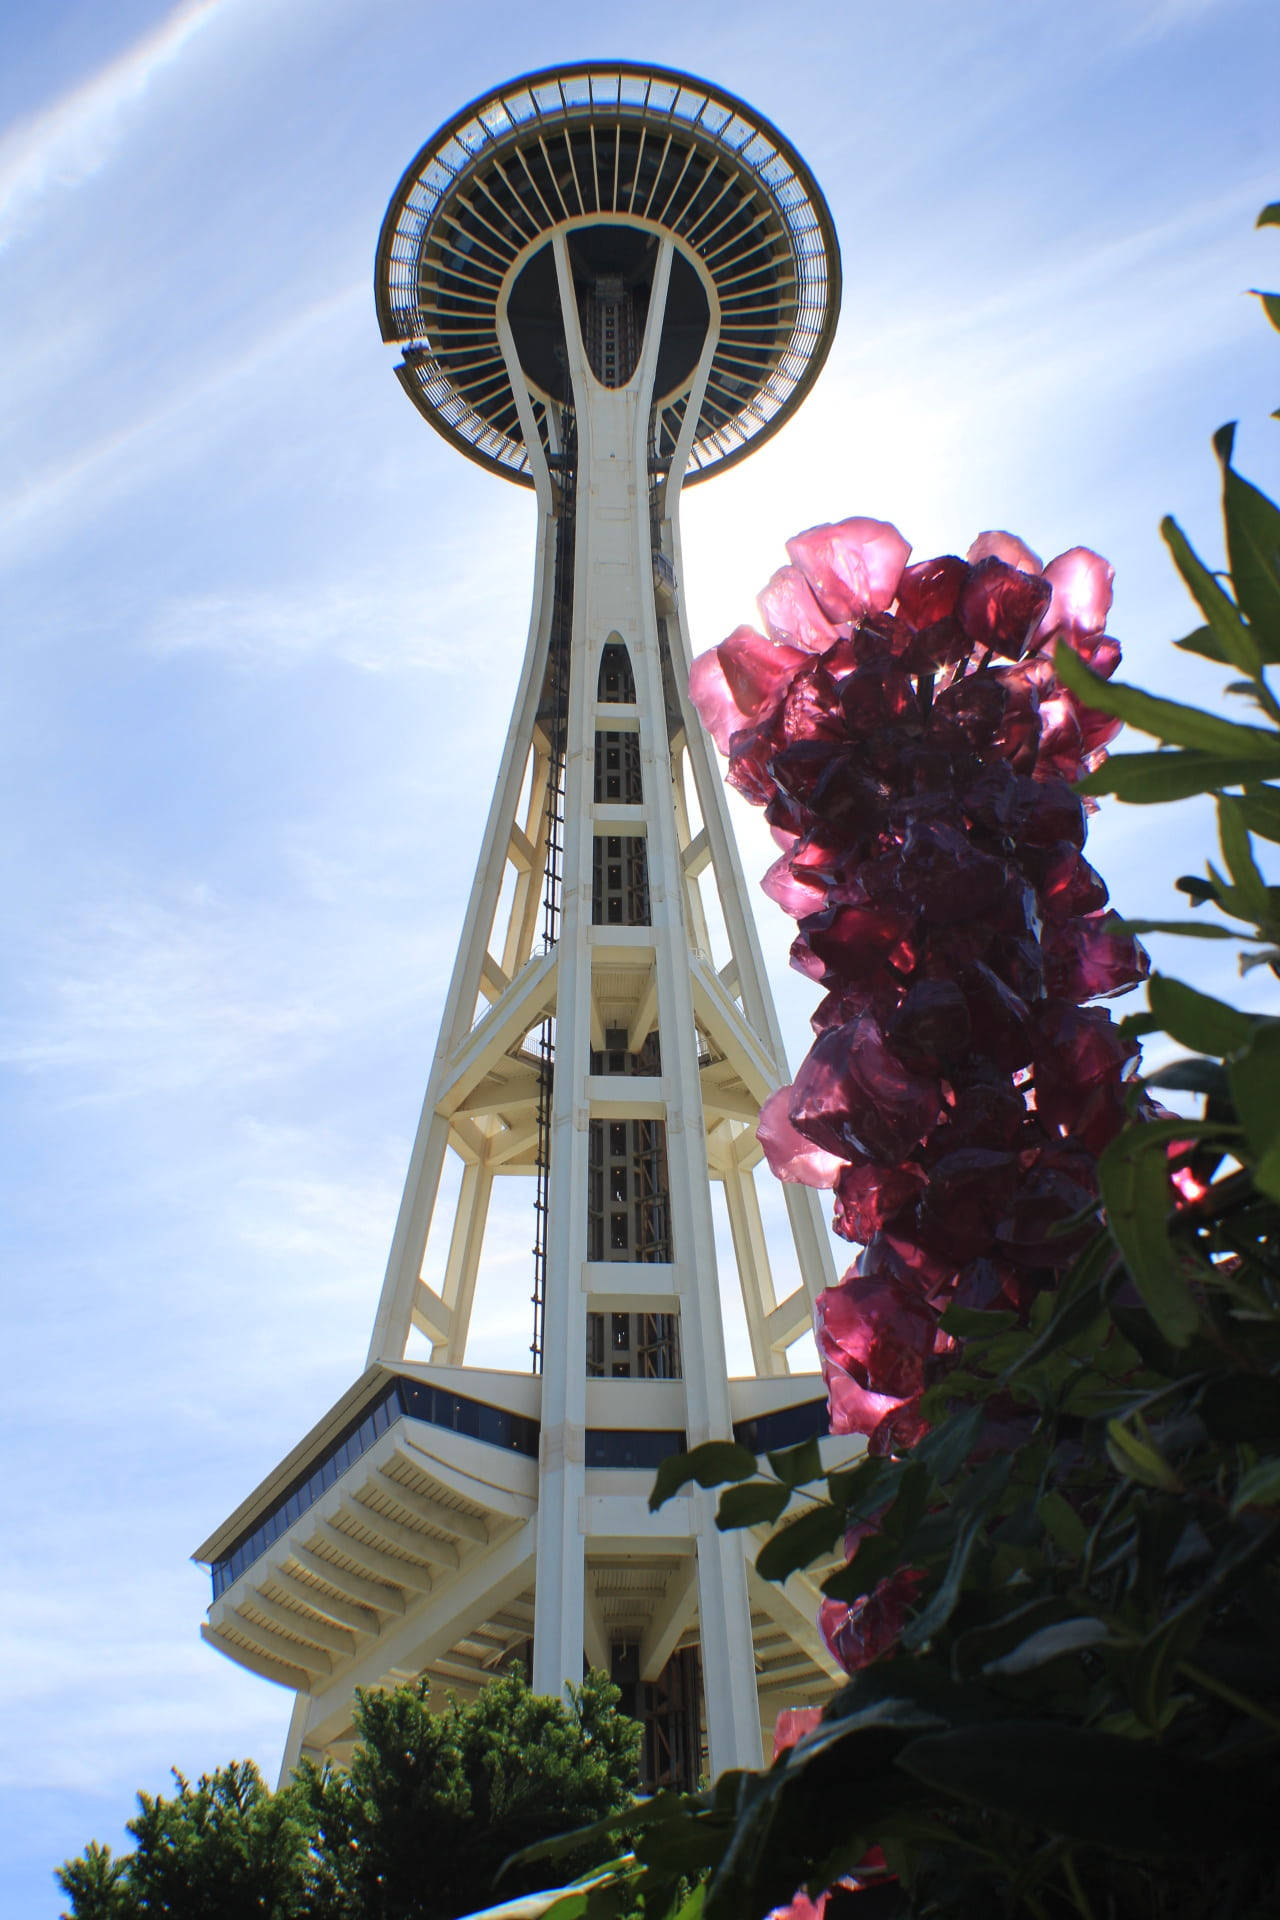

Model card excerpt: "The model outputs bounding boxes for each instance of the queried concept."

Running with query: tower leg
[695,1509,764,1771]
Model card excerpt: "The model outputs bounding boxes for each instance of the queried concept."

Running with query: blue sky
[2,0,1278,1911]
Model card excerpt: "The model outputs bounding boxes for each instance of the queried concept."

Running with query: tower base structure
[195,64,844,1786]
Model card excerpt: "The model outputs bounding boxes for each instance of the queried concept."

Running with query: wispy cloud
[142,568,501,676]
[0,0,228,251]
[0,281,364,562]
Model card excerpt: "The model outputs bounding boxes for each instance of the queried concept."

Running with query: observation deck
[375,62,840,484]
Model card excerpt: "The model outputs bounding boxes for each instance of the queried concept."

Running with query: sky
[2,0,1278,1911]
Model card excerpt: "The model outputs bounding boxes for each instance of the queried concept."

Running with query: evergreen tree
[298,1667,640,1920]
[57,1668,640,1920]
[56,1759,314,1919]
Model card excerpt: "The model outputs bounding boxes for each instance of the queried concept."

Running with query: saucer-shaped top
[375,63,841,486]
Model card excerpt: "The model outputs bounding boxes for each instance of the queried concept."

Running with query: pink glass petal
[772,1706,824,1760]
[824,1366,905,1437]
[1038,546,1114,640]
[761,848,828,919]
[718,624,809,725]
[786,517,912,623]
[967,529,1043,574]
[757,564,844,652]
[688,647,747,756]
[757,1085,844,1189]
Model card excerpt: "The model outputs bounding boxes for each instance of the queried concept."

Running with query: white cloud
[0,281,365,562]
[0,0,227,251]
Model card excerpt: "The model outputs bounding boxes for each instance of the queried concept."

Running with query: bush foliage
[527,205,1280,1920]
[57,1668,640,1920]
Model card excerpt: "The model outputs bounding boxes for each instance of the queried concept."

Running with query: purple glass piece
[895,554,970,627]
[957,558,1054,661]
[831,1157,927,1244]
[789,1017,943,1164]
[1043,910,1150,1001]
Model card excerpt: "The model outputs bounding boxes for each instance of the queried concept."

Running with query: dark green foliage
[299,1668,640,1920]
[57,1671,640,1920]
[56,1760,314,1919]
[529,208,1280,1920]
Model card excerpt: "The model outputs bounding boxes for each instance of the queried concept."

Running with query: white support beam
[220,1610,334,1677]
[307,1519,435,1594]
[269,1568,379,1637]
[747,1563,843,1683]
[681,827,710,877]
[435,1161,492,1363]
[366,1466,488,1546]
[638,1560,697,1682]
[508,823,536,872]
[720,1166,785,1378]
[583,1584,611,1675]
[286,1542,405,1616]
[479,953,512,1003]
[342,1498,461,1572]
[412,1280,451,1344]
[302,1522,537,1751]
[202,1623,313,1694]
[241,1592,357,1660]
[626,964,659,1054]
[763,1287,815,1353]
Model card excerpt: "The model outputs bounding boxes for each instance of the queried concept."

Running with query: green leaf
[937,1305,1018,1338]
[1078,748,1280,803]
[911,1404,985,1486]
[1218,434,1280,653]
[1173,622,1228,664]
[1251,289,1280,335]
[765,1436,823,1488]
[1096,1123,1201,1346]
[1218,797,1271,923]
[649,1442,758,1511]
[1106,1416,1182,1491]
[1232,1456,1280,1514]
[716,1480,791,1531]
[900,1511,985,1650]
[1038,1490,1088,1558]
[754,1500,847,1583]
[1131,1599,1211,1732]
[1110,917,1237,940]
[1259,203,1280,229]
[1143,1058,1230,1097]
[1160,516,1266,675]
[826,1452,896,1515]
[982,1616,1115,1677]
[1235,784,1280,843]
[1056,639,1273,750]
[1227,1020,1280,1198]
[1146,973,1257,1054]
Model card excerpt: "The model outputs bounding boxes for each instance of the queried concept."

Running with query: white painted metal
[201,73,846,1790]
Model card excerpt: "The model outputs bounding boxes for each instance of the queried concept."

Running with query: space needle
[197,62,843,1787]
